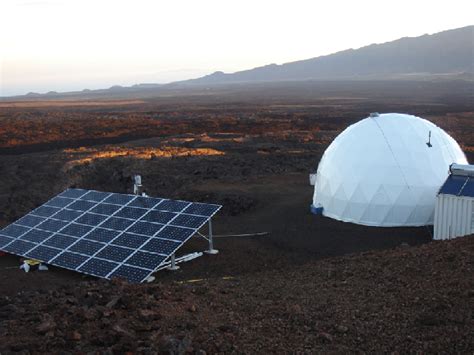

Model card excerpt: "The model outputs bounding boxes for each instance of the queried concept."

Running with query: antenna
[426,131,432,148]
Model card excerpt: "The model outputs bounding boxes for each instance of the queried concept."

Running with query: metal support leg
[167,253,180,271]
[205,219,219,255]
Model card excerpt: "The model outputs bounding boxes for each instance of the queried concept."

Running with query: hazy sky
[1,0,473,96]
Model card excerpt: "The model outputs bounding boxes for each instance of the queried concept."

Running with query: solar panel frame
[0,188,222,283]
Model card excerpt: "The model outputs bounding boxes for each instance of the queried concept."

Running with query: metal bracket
[196,231,209,241]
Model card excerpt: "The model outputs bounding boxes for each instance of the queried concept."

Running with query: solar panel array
[0,189,221,283]
[439,175,474,197]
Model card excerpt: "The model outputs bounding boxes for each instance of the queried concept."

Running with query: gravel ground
[0,236,472,353]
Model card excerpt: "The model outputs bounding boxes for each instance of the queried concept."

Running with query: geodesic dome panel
[312,113,467,227]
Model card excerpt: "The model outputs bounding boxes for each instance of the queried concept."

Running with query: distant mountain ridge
[181,25,474,85]
[3,25,473,99]
[18,83,164,100]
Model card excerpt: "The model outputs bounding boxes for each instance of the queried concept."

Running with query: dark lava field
[0,81,473,353]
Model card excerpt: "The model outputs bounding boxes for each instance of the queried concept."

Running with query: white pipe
[205,219,219,254]
[155,252,203,272]
[450,164,474,177]
[213,232,269,238]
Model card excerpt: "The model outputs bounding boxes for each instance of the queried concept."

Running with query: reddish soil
[0,237,472,353]
[0,81,473,352]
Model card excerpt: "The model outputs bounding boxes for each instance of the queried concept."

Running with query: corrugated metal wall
[434,195,474,240]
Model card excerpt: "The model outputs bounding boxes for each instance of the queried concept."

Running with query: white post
[133,174,142,195]
[167,253,180,271]
[205,219,219,255]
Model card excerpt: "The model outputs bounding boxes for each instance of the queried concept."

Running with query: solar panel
[61,223,94,237]
[0,188,221,283]
[46,197,74,208]
[69,239,104,256]
[80,190,110,202]
[125,251,166,270]
[0,235,14,248]
[109,265,151,284]
[43,234,77,249]
[4,240,36,254]
[76,213,108,226]
[170,214,208,229]
[127,221,164,236]
[2,224,31,237]
[84,228,120,243]
[79,258,119,278]
[439,175,474,197]
[156,225,195,242]
[67,199,96,212]
[114,207,148,220]
[96,245,131,262]
[37,219,69,232]
[27,245,61,262]
[459,177,474,197]
[16,215,45,228]
[183,202,221,217]
[53,252,88,269]
[111,233,150,248]
[31,206,61,218]
[129,196,163,209]
[141,238,180,254]
[20,229,52,243]
[59,189,88,198]
[439,175,468,196]
[142,210,176,224]
[156,200,190,213]
[53,209,82,222]
[90,203,121,215]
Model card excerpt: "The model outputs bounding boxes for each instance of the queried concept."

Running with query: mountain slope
[183,25,474,85]
[3,26,473,99]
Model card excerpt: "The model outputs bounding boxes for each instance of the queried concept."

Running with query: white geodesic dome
[312,113,467,227]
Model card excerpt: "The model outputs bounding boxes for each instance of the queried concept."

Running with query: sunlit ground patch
[63,146,225,168]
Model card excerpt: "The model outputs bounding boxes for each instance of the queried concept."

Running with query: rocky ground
[0,84,473,353]
[0,236,472,353]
